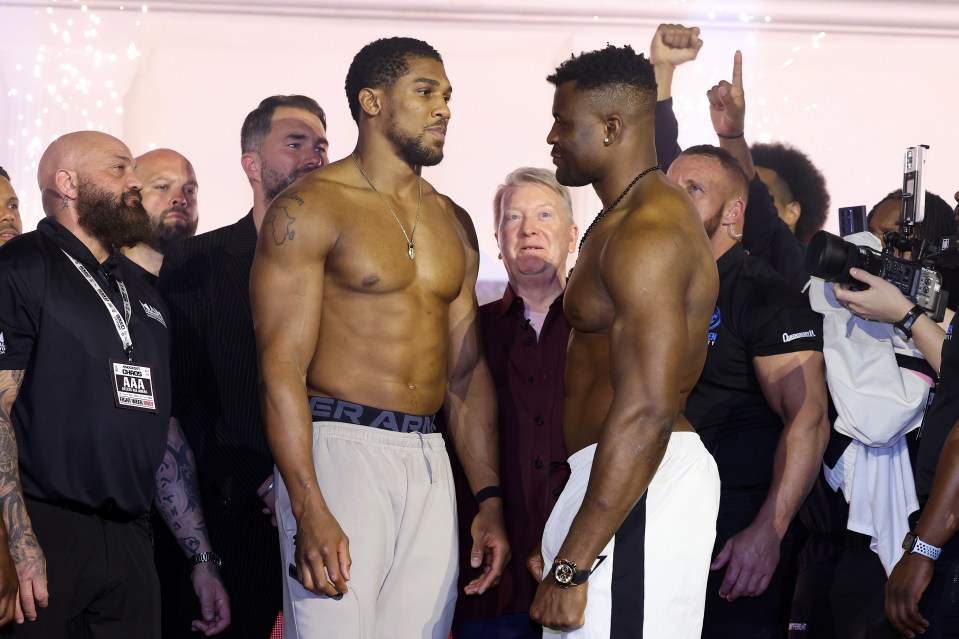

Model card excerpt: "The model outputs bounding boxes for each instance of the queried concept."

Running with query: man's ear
[724,197,746,226]
[54,169,78,200]
[782,200,801,228]
[603,115,623,146]
[241,152,260,183]
[358,88,383,118]
[567,224,579,254]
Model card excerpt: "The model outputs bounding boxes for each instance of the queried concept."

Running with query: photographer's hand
[834,268,913,324]
[835,268,947,372]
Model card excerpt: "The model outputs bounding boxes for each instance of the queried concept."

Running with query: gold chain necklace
[351,153,422,260]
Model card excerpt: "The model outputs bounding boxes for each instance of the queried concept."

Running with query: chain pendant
[408,244,415,260]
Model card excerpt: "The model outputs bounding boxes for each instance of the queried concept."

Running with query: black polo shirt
[0,218,170,515]
[685,243,823,490]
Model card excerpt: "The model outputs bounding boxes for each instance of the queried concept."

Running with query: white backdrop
[2,0,958,292]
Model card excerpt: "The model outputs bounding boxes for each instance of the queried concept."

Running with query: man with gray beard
[0,131,228,638]
[155,96,329,638]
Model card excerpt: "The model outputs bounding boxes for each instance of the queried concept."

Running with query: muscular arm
[565,227,699,574]
[443,205,508,595]
[0,369,45,623]
[887,415,959,636]
[650,23,702,171]
[711,351,829,599]
[250,190,344,597]
[154,417,230,634]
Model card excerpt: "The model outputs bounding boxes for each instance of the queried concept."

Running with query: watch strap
[903,532,941,561]
[190,551,223,568]
[894,305,925,340]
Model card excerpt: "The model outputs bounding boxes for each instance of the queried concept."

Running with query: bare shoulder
[605,179,706,273]
[261,160,356,252]
[425,181,479,252]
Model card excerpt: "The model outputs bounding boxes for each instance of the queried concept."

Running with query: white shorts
[275,421,458,639]
[541,432,720,639]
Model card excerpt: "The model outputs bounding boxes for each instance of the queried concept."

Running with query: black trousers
[1,498,159,639]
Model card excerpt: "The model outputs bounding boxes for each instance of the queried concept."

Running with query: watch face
[902,532,916,551]
[554,562,575,585]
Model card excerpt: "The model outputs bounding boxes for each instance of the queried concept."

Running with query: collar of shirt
[717,242,747,280]
[485,282,565,323]
[38,217,120,275]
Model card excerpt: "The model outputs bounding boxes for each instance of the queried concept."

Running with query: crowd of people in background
[0,19,955,639]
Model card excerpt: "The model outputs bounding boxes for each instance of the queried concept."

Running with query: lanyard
[61,249,135,361]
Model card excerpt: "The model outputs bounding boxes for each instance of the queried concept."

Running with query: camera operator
[833,235,959,638]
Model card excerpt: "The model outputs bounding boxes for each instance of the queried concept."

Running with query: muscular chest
[563,256,614,334]
[329,203,467,300]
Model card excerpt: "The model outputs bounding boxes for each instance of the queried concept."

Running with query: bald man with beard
[122,149,199,278]
[0,131,229,638]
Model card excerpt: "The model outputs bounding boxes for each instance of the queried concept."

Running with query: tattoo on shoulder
[268,206,296,246]
[283,191,305,206]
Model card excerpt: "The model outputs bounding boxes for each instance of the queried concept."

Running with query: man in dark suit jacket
[155,95,330,638]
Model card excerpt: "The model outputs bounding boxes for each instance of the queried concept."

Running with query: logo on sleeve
[783,329,817,343]
[140,302,167,328]
[0,332,6,355]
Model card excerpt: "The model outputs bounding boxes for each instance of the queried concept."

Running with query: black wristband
[717,131,745,139]
[475,485,505,508]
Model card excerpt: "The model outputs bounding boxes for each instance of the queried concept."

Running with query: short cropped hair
[345,37,443,123]
[680,144,750,200]
[751,143,830,244]
[546,44,657,108]
[241,95,327,154]
[0,167,9,182]
[493,167,574,229]
[869,188,957,244]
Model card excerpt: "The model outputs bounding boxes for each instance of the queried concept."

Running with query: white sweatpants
[542,432,720,639]
[275,422,458,639]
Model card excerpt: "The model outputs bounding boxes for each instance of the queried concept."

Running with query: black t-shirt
[0,218,170,515]
[915,311,959,503]
[686,244,823,490]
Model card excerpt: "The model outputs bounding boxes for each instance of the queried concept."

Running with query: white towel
[810,232,926,575]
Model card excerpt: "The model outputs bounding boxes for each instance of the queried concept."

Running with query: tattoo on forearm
[155,426,208,555]
[268,206,296,246]
[0,370,44,575]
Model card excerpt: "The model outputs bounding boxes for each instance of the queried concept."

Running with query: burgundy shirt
[450,284,570,622]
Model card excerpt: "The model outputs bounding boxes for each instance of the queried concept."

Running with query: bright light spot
[62,31,71,44]
[141,4,148,12]
[66,18,73,26]
[34,118,42,127]
[127,43,141,60]
[781,57,795,69]
[95,99,103,107]
[81,4,87,11]
[16,114,23,121]
[106,80,114,88]
[46,7,53,14]
[7,89,17,97]
[6,140,13,147]
[86,121,94,129]
[115,106,124,115]
[110,91,118,99]
[819,31,826,38]
[50,23,59,34]
[148,142,157,150]
[15,64,22,71]
[708,12,716,19]
[81,109,88,116]
[764,15,772,22]
[21,129,29,137]
[36,53,45,63]
[791,45,801,52]
[593,15,598,21]
[25,94,33,103]
[759,97,767,106]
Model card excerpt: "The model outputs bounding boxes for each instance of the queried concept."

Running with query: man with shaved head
[0,131,229,637]
[0,168,22,247]
[122,149,199,277]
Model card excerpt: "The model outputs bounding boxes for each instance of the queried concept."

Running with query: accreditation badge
[110,359,158,413]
